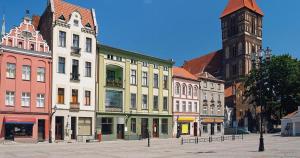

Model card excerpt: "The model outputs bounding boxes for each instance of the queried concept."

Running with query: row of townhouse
[0,0,224,143]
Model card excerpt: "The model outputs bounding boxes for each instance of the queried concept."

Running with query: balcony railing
[70,102,80,112]
[71,47,81,57]
[70,73,80,82]
[105,105,123,112]
[106,79,123,88]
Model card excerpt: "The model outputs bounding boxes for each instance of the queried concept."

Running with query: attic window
[59,15,65,21]
[74,20,79,26]
[85,23,91,28]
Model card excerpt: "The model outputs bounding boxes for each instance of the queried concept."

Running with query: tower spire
[0,14,5,42]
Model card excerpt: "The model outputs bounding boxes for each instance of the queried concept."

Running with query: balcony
[70,73,80,82]
[70,47,81,57]
[106,79,123,88]
[70,102,80,112]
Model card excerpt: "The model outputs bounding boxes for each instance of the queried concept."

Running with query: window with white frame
[130,69,137,85]
[194,86,198,97]
[22,65,31,80]
[188,102,192,112]
[194,102,198,112]
[142,95,148,109]
[182,101,186,112]
[21,92,30,107]
[211,82,214,89]
[203,92,207,100]
[175,83,180,95]
[85,62,92,77]
[211,105,215,115]
[142,62,148,67]
[36,94,45,107]
[37,67,45,82]
[86,37,92,52]
[5,91,15,106]
[59,31,66,47]
[153,74,159,88]
[218,84,221,90]
[163,97,168,111]
[6,63,16,78]
[203,105,208,114]
[204,81,207,88]
[163,75,168,89]
[182,84,186,95]
[176,101,180,112]
[142,71,148,86]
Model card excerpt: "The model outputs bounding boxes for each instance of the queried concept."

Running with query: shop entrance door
[141,118,149,139]
[193,122,198,136]
[211,123,215,135]
[55,116,64,140]
[4,124,14,140]
[71,117,77,140]
[38,120,45,141]
[153,119,159,138]
[117,124,124,139]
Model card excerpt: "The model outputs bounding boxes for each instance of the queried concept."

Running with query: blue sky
[1,0,300,65]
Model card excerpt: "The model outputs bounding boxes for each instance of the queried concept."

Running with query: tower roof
[221,0,264,18]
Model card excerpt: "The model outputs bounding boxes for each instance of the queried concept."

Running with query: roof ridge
[59,0,91,11]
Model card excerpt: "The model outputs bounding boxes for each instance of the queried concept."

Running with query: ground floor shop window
[217,123,222,133]
[131,118,136,133]
[180,123,190,135]
[78,117,92,136]
[5,124,33,139]
[203,124,208,133]
[101,118,113,135]
[161,119,168,134]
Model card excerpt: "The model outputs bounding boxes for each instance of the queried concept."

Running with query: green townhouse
[96,45,174,141]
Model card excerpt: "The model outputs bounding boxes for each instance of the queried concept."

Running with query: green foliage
[244,54,300,123]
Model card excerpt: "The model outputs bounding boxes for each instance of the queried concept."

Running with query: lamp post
[49,105,57,143]
[251,47,272,152]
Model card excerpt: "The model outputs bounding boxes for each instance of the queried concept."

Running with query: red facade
[0,15,52,143]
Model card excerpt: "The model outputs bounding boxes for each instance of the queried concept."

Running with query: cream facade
[97,45,173,140]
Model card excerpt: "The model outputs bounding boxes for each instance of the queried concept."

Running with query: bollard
[181,137,183,145]
[197,137,199,144]
[148,132,150,147]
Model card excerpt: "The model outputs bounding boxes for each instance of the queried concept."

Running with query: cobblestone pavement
[0,134,299,158]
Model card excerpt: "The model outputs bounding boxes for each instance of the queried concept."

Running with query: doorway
[153,119,159,138]
[141,118,149,139]
[193,122,198,136]
[55,116,64,140]
[117,124,124,139]
[211,123,215,135]
[71,117,77,140]
[38,120,45,142]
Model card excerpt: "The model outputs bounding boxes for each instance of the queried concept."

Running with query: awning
[215,119,224,123]
[178,117,195,122]
[4,117,36,124]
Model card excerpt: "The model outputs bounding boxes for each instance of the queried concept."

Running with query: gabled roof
[173,67,198,81]
[282,110,299,119]
[221,0,264,18]
[52,0,96,30]
[182,50,223,77]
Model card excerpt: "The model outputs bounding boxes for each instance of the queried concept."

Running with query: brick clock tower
[221,0,264,85]
[221,0,264,130]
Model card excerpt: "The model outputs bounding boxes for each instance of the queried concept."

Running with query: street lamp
[49,105,57,143]
[251,47,272,152]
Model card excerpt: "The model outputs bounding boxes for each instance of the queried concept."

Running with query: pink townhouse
[0,13,52,143]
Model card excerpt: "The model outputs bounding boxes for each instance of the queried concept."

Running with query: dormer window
[59,15,65,21]
[85,23,91,28]
[74,20,79,27]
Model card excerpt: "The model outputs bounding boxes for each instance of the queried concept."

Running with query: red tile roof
[221,0,264,18]
[182,50,223,77]
[173,67,198,81]
[53,0,95,29]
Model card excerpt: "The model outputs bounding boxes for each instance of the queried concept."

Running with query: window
[203,105,208,114]
[130,70,137,85]
[194,86,198,97]
[37,67,45,82]
[217,123,222,132]
[5,91,15,106]
[163,66,169,71]
[18,42,23,48]
[107,55,114,60]
[211,83,214,89]
[59,31,66,47]
[58,57,65,73]
[203,124,208,133]
[203,92,207,100]
[73,34,79,48]
[175,83,180,95]
[6,63,16,78]
[188,102,192,112]
[116,56,122,61]
[163,75,168,89]
[131,118,136,133]
[21,92,30,107]
[71,89,79,104]
[142,72,148,86]
[142,62,148,67]
[85,62,91,77]
[182,84,186,95]
[36,94,45,107]
[153,96,158,110]
[22,65,31,80]
[176,101,180,112]
[182,101,186,112]
[57,88,65,104]
[105,90,123,109]
[30,44,35,51]
[194,102,198,112]
[73,19,79,26]
[153,64,158,69]
[153,74,159,88]
[7,124,33,137]
[78,117,92,136]
[101,118,113,135]
[142,95,148,109]
[218,94,221,102]
[161,119,168,134]
[131,93,136,109]
[204,81,207,88]
[163,97,168,111]
[85,91,91,106]
[188,85,192,96]
[217,105,221,114]
[130,59,137,64]
[218,84,221,90]
[211,105,215,115]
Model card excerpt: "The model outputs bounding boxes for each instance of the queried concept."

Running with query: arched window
[194,86,198,97]
[188,85,192,96]
[175,83,180,95]
[182,84,186,95]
